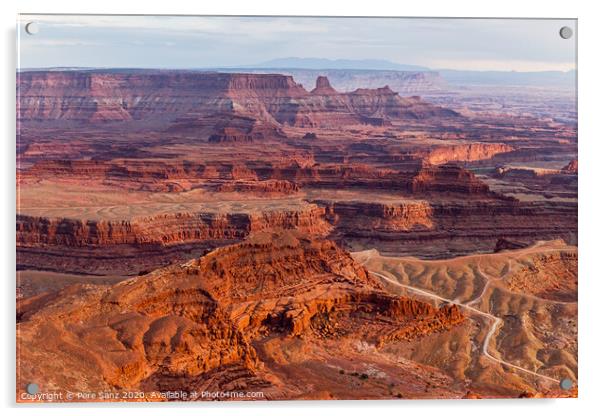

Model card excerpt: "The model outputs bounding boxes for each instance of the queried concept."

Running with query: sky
[17,15,577,72]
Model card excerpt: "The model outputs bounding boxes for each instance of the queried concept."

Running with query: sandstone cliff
[17,205,330,248]
[218,68,448,94]
[17,231,464,399]
[21,158,493,196]
[423,143,514,165]
[319,200,434,232]
[562,159,578,173]
[410,164,491,194]
[17,71,460,129]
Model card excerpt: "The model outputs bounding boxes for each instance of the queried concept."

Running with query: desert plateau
[16,52,577,400]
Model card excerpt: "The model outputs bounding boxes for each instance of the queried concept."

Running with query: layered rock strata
[17,231,465,400]
[17,71,460,128]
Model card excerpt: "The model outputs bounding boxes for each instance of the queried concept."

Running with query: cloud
[19,15,330,39]
[17,15,576,71]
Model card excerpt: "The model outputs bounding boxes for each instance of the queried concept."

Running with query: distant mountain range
[237,57,576,88]
[19,57,576,89]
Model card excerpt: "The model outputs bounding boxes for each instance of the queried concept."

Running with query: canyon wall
[320,200,434,232]
[21,159,495,195]
[17,70,459,128]
[215,68,448,94]
[423,143,514,165]
[17,205,330,247]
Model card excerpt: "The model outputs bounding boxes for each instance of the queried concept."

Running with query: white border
[2,1,601,415]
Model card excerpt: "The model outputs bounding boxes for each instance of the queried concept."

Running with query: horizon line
[16,66,577,74]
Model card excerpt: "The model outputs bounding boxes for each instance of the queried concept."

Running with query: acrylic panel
[16,15,577,402]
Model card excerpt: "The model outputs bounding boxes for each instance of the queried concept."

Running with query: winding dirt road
[358,253,561,384]
[369,269,559,383]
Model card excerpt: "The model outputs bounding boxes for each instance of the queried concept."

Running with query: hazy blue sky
[18,15,576,72]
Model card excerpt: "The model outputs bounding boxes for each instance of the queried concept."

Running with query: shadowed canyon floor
[16,70,577,401]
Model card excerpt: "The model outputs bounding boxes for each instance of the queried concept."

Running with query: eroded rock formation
[504,250,577,301]
[319,200,434,232]
[15,67,578,400]
[224,68,448,94]
[17,71,460,129]
[17,231,464,399]
[423,143,514,165]
[562,159,578,173]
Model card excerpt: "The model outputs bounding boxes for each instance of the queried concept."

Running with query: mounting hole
[560,378,574,390]
[26,383,39,395]
[559,26,573,40]
[25,22,39,35]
